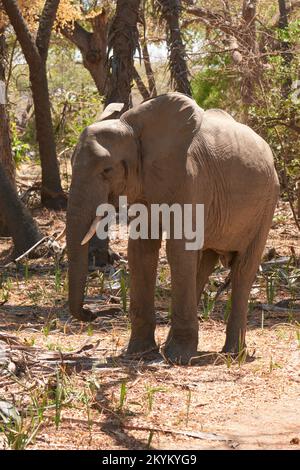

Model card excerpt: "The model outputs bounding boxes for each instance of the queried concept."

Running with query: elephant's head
[67,106,140,321]
[67,93,204,321]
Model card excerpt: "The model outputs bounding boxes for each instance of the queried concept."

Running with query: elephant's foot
[71,307,97,322]
[162,331,198,365]
[126,335,158,358]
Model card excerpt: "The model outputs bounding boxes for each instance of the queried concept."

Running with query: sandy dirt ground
[0,193,299,450]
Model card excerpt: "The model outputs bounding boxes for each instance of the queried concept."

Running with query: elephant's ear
[97,103,125,121]
[121,93,204,166]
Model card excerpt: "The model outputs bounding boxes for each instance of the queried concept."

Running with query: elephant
[83,102,125,268]
[66,92,279,365]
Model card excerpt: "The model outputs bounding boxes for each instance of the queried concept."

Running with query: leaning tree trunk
[133,66,150,100]
[142,39,157,97]
[157,0,191,95]
[105,0,141,110]
[2,0,66,210]
[0,160,42,258]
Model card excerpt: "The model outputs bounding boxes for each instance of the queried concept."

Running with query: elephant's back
[198,112,279,250]
[200,111,279,191]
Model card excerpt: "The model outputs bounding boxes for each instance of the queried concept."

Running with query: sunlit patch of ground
[0,197,299,450]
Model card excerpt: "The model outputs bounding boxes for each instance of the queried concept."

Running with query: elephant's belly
[203,202,266,254]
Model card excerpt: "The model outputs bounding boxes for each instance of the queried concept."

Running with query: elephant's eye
[102,167,113,175]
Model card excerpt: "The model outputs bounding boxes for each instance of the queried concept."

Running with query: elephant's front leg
[126,237,161,356]
[163,239,198,365]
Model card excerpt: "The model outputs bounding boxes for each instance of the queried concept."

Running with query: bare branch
[1,0,39,65]
[186,6,233,36]
[185,6,243,63]
[133,66,150,100]
[142,41,157,97]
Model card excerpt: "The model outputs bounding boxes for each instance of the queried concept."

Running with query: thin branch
[5,36,17,97]
[133,66,150,99]
[186,6,233,36]
[259,304,300,314]
[258,78,300,232]
[1,0,39,65]
[263,118,300,134]
[13,236,49,263]
[142,41,157,97]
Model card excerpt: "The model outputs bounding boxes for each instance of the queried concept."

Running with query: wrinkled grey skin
[86,103,125,268]
[67,93,279,365]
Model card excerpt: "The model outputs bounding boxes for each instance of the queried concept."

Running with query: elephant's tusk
[81,216,101,245]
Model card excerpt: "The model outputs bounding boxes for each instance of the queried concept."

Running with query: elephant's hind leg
[163,239,198,365]
[222,224,271,354]
[126,238,161,356]
[197,249,219,305]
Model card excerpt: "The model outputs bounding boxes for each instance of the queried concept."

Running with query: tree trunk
[240,0,258,122]
[158,0,191,95]
[0,32,15,184]
[140,3,157,98]
[0,30,16,236]
[0,30,42,249]
[2,0,66,210]
[278,0,293,98]
[0,160,42,258]
[61,11,109,96]
[105,0,141,109]
[297,181,300,220]
[29,60,66,208]
[0,102,13,185]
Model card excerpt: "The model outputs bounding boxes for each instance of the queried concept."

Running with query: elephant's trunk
[67,194,90,320]
[66,179,106,321]
[68,244,90,321]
